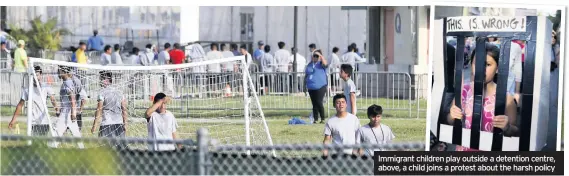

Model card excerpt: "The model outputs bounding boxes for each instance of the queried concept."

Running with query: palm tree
[8,16,71,58]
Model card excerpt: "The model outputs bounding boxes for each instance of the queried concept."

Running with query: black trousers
[308,85,327,122]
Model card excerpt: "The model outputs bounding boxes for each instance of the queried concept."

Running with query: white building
[4,6,181,49]
[198,6,431,99]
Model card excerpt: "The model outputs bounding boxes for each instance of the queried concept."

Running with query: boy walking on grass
[340,64,357,115]
[356,104,395,156]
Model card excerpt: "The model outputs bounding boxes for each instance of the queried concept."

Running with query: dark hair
[469,42,500,66]
[240,44,247,50]
[291,47,297,53]
[220,43,226,50]
[79,41,86,46]
[104,45,112,52]
[0,41,5,45]
[332,47,339,53]
[58,65,72,74]
[114,44,120,51]
[132,47,140,54]
[231,44,238,50]
[99,71,112,83]
[278,41,285,49]
[308,43,316,49]
[164,43,171,49]
[348,45,354,52]
[312,49,322,58]
[153,93,167,104]
[470,43,500,82]
[367,104,383,117]
[264,45,271,53]
[340,64,353,76]
[70,46,77,52]
[173,43,181,49]
[333,93,346,105]
[146,44,152,49]
[34,66,42,74]
[211,43,218,50]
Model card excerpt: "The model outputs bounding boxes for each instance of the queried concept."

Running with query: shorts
[32,124,50,136]
[99,124,128,149]
[99,124,126,138]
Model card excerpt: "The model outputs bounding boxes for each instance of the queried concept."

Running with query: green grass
[0,118,426,156]
[1,94,427,156]
[1,95,428,119]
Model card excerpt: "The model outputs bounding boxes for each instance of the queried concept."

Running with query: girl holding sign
[446,43,519,151]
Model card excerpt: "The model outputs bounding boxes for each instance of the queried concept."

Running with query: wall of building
[198,6,367,61]
[6,6,181,49]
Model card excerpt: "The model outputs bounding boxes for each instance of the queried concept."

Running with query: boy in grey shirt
[340,64,357,115]
[356,104,395,156]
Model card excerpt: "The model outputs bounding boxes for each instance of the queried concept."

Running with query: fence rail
[1,129,425,175]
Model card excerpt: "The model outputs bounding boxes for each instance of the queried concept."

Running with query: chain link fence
[1,129,425,175]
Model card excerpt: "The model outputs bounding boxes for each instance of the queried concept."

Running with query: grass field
[1,94,427,157]
[1,95,428,119]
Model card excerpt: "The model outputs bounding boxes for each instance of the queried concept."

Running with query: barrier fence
[0,129,425,175]
[0,69,428,119]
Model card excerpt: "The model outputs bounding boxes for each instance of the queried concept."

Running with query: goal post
[28,56,275,153]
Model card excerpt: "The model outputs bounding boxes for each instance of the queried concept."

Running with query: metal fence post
[197,128,209,175]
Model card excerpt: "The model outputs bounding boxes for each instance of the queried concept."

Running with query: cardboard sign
[446,16,526,32]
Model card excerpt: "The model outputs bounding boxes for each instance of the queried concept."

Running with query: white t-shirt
[221,50,235,72]
[206,51,224,73]
[21,86,54,125]
[147,111,178,151]
[344,79,357,114]
[356,124,396,156]
[157,50,170,65]
[243,53,253,71]
[341,52,361,69]
[328,53,341,75]
[59,79,85,110]
[289,54,306,74]
[98,86,125,126]
[274,49,291,72]
[100,53,112,66]
[324,113,361,154]
[111,51,123,65]
[140,51,155,66]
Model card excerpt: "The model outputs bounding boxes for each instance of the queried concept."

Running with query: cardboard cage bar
[430,16,552,151]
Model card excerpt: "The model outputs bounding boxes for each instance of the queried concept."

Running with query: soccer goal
[28,56,274,152]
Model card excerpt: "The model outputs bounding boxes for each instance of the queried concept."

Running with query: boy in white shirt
[206,43,224,96]
[323,94,361,156]
[8,66,58,136]
[145,93,180,151]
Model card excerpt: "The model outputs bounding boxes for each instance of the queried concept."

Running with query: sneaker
[320,120,325,124]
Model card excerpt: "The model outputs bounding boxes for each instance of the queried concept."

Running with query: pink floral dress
[456,83,496,151]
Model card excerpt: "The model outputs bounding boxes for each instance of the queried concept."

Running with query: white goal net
[27,56,273,151]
